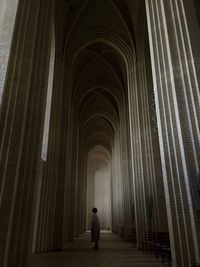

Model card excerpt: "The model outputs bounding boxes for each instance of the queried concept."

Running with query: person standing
[91,207,100,249]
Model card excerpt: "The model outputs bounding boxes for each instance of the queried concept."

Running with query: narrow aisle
[30,232,167,267]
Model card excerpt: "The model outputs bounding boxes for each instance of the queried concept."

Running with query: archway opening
[86,145,111,231]
[70,36,132,240]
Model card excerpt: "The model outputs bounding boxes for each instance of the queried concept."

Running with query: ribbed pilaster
[0,0,55,266]
[146,0,200,266]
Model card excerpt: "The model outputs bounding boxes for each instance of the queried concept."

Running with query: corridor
[30,232,166,267]
[1,1,200,267]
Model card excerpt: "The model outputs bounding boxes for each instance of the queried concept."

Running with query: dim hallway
[30,232,167,267]
[1,1,200,267]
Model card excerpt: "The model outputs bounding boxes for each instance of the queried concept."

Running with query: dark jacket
[91,213,100,242]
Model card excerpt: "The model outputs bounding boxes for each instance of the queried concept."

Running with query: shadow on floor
[30,232,168,267]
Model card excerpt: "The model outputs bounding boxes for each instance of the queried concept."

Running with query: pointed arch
[65,28,135,65]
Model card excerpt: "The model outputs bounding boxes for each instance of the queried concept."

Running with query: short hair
[92,207,98,213]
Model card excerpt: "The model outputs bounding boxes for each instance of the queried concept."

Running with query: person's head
[92,207,98,213]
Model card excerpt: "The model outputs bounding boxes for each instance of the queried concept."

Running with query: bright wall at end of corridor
[87,163,111,231]
[94,168,111,229]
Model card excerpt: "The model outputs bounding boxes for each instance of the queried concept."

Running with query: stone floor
[30,231,168,267]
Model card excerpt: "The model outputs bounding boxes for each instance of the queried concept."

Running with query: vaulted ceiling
[63,0,140,47]
[54,0,142,157]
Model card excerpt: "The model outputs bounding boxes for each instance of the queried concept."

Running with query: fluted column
[111,145,118,232]
[0,0,55,266]
[35,52,65,253]
[114,133,124,232]
[127,61,147,249]
[136,5,168,234]
[120,108,133,240]
[51,59,65,250]
[62,65,77,243]
[146,0,200,266]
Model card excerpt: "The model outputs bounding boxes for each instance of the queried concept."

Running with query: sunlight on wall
[94,167,111,230]
[41,28,55,161]
[0,0,19,105]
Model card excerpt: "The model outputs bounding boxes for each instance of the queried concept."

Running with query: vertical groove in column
[0,0,55,265]
[146,0,200,265]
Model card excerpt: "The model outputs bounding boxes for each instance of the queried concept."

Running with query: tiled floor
[30,232,168,267]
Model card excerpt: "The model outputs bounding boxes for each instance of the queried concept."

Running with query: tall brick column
[0,0,55,266]
[145,0,200,266]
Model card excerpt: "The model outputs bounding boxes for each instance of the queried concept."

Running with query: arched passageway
[0,0,200,267]
[86,145,112,230]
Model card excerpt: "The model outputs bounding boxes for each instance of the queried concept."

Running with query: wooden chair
[142,231,153,254]
[160,233,171,266]
[126,225,137,247]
